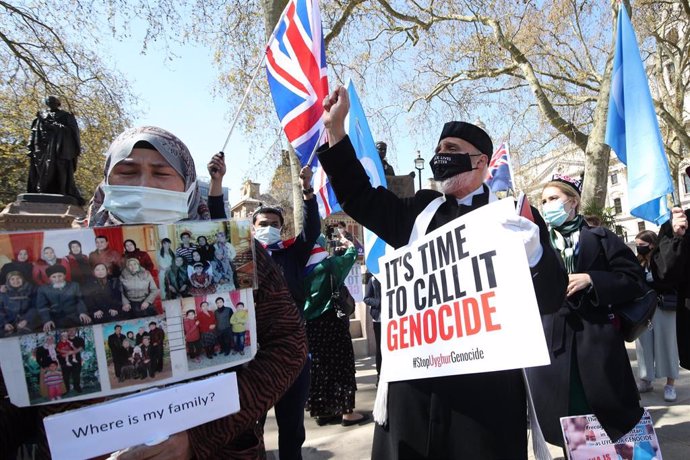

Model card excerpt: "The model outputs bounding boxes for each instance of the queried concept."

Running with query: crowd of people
[1,91,689,460]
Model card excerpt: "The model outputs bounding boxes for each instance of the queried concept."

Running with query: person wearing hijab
[318,87,566,459]
[165,256,190,299]
[0,271,37,336]
[65,241,91,284]
[119,258,159,318]
[9,126,307,460]
[527,174,645,450]
[82,263,124,323]
[122,239,157,277]
[0,249,34,289]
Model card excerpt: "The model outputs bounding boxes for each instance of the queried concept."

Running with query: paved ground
[264,343,690,459]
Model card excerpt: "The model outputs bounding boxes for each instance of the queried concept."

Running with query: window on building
[615,225,624,237]
[613,198,622,214]
[637,221,646,232]
[684,174,690,194]
[611,173,618,185]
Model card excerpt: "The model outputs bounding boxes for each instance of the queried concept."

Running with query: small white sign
[43,372,239,460]
[380,198,550,382]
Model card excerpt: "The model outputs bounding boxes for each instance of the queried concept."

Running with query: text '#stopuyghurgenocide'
[411,348,485,370]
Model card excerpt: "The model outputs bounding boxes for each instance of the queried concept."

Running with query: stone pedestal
[0,194,85,231]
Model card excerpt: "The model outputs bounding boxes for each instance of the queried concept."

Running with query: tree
[1,1,134,207]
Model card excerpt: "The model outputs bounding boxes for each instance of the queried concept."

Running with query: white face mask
[101,184,193,224]
[254,226,282,246]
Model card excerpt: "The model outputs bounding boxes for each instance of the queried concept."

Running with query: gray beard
[52,282,66,289]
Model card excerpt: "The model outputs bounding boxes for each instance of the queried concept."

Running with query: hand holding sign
[498,215,543,267]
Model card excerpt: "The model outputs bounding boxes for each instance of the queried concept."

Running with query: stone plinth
[0,196,85,231]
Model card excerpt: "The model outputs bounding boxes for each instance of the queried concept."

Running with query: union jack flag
[266,0,340,216]
[486,142,513,192]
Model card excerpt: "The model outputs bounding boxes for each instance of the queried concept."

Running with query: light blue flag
[345,80,390,275]
[605,6,673,225]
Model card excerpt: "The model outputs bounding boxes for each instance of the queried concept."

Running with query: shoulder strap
[408,196,446,245]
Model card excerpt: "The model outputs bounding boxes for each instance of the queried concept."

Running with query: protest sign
[344,262,363,302]
[43,372,240,460]
[379,198,550,382]
[0,219,258,407]
[561,410,661,460]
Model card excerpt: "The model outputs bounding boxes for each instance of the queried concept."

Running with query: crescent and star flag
[266,0,341,217]
[344,80,391,276]
[605,5,673,225]
[486,142,513,192]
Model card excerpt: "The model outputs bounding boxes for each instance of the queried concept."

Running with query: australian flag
[266,0,340,216]
[486,143,513,192]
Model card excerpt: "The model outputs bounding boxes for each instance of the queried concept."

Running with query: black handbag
[330,274,355,317]
[612,289,658,342]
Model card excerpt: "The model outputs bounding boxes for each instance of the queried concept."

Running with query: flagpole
[219,2,291,153]
[306,128,327,167]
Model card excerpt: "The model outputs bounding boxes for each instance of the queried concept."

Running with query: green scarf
[549,215,585,274]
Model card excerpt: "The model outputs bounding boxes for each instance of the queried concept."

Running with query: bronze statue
[27,96,84,204]
[375,141,396,177]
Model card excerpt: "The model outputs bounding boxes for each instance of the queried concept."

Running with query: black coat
[653,210,690,370]
[527,225,645,446]
[318,136,567,459]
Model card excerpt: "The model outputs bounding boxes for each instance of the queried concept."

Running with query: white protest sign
[380,198,550,382]
[43,372,239,460]
[344,262,363,302]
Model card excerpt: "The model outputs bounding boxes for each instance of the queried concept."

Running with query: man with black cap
[317,86,567,459]
[654,165,690,373]
[36,264,91,332]
[375,141,396,176]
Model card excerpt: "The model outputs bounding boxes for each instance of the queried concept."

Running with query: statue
[375,141,396,177]
[27,96,84,204]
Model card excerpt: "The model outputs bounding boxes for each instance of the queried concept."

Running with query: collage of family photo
[0,225,163,338]
[18,326,101,404]
[179,291,254,371]
[103,316,170,389]
[158,219,255,300]
[0,220,256,339]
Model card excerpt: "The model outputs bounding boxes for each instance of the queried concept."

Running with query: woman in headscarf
[196,236,215,263]
[0,249,34,289]
[82,263,123,323]
[303,236,366,427]
[7,126,307,460]
[119,258,159,318]
[65,241,91,284]
[0,271,37,336]
[121,239,156,278]
[526,174,646,450]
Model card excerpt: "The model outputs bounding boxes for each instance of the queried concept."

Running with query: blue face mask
[543,200,570,227]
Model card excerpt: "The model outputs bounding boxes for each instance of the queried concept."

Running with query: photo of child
[19,327,101,404]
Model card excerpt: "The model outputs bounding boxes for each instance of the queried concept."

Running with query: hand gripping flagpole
[219,3,290,154]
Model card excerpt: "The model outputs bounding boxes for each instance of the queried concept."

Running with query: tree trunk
[262,0,304,234]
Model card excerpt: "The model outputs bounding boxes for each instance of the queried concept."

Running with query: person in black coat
[82,263,124,323]
[527,175,645,448]
[653,196,690,371]
[318,86,567,459]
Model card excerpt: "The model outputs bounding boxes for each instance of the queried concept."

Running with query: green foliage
[580,200,617,229]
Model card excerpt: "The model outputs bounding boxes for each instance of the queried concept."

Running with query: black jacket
[527,225,645,445]
[653,210,690,369]
[319,136,567,459]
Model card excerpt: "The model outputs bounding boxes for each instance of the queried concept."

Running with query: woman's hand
[80,313,92,324]
[94,310,104,319]
[566,273,592,297]
[110,432,191,460]
[43,321,55,333]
